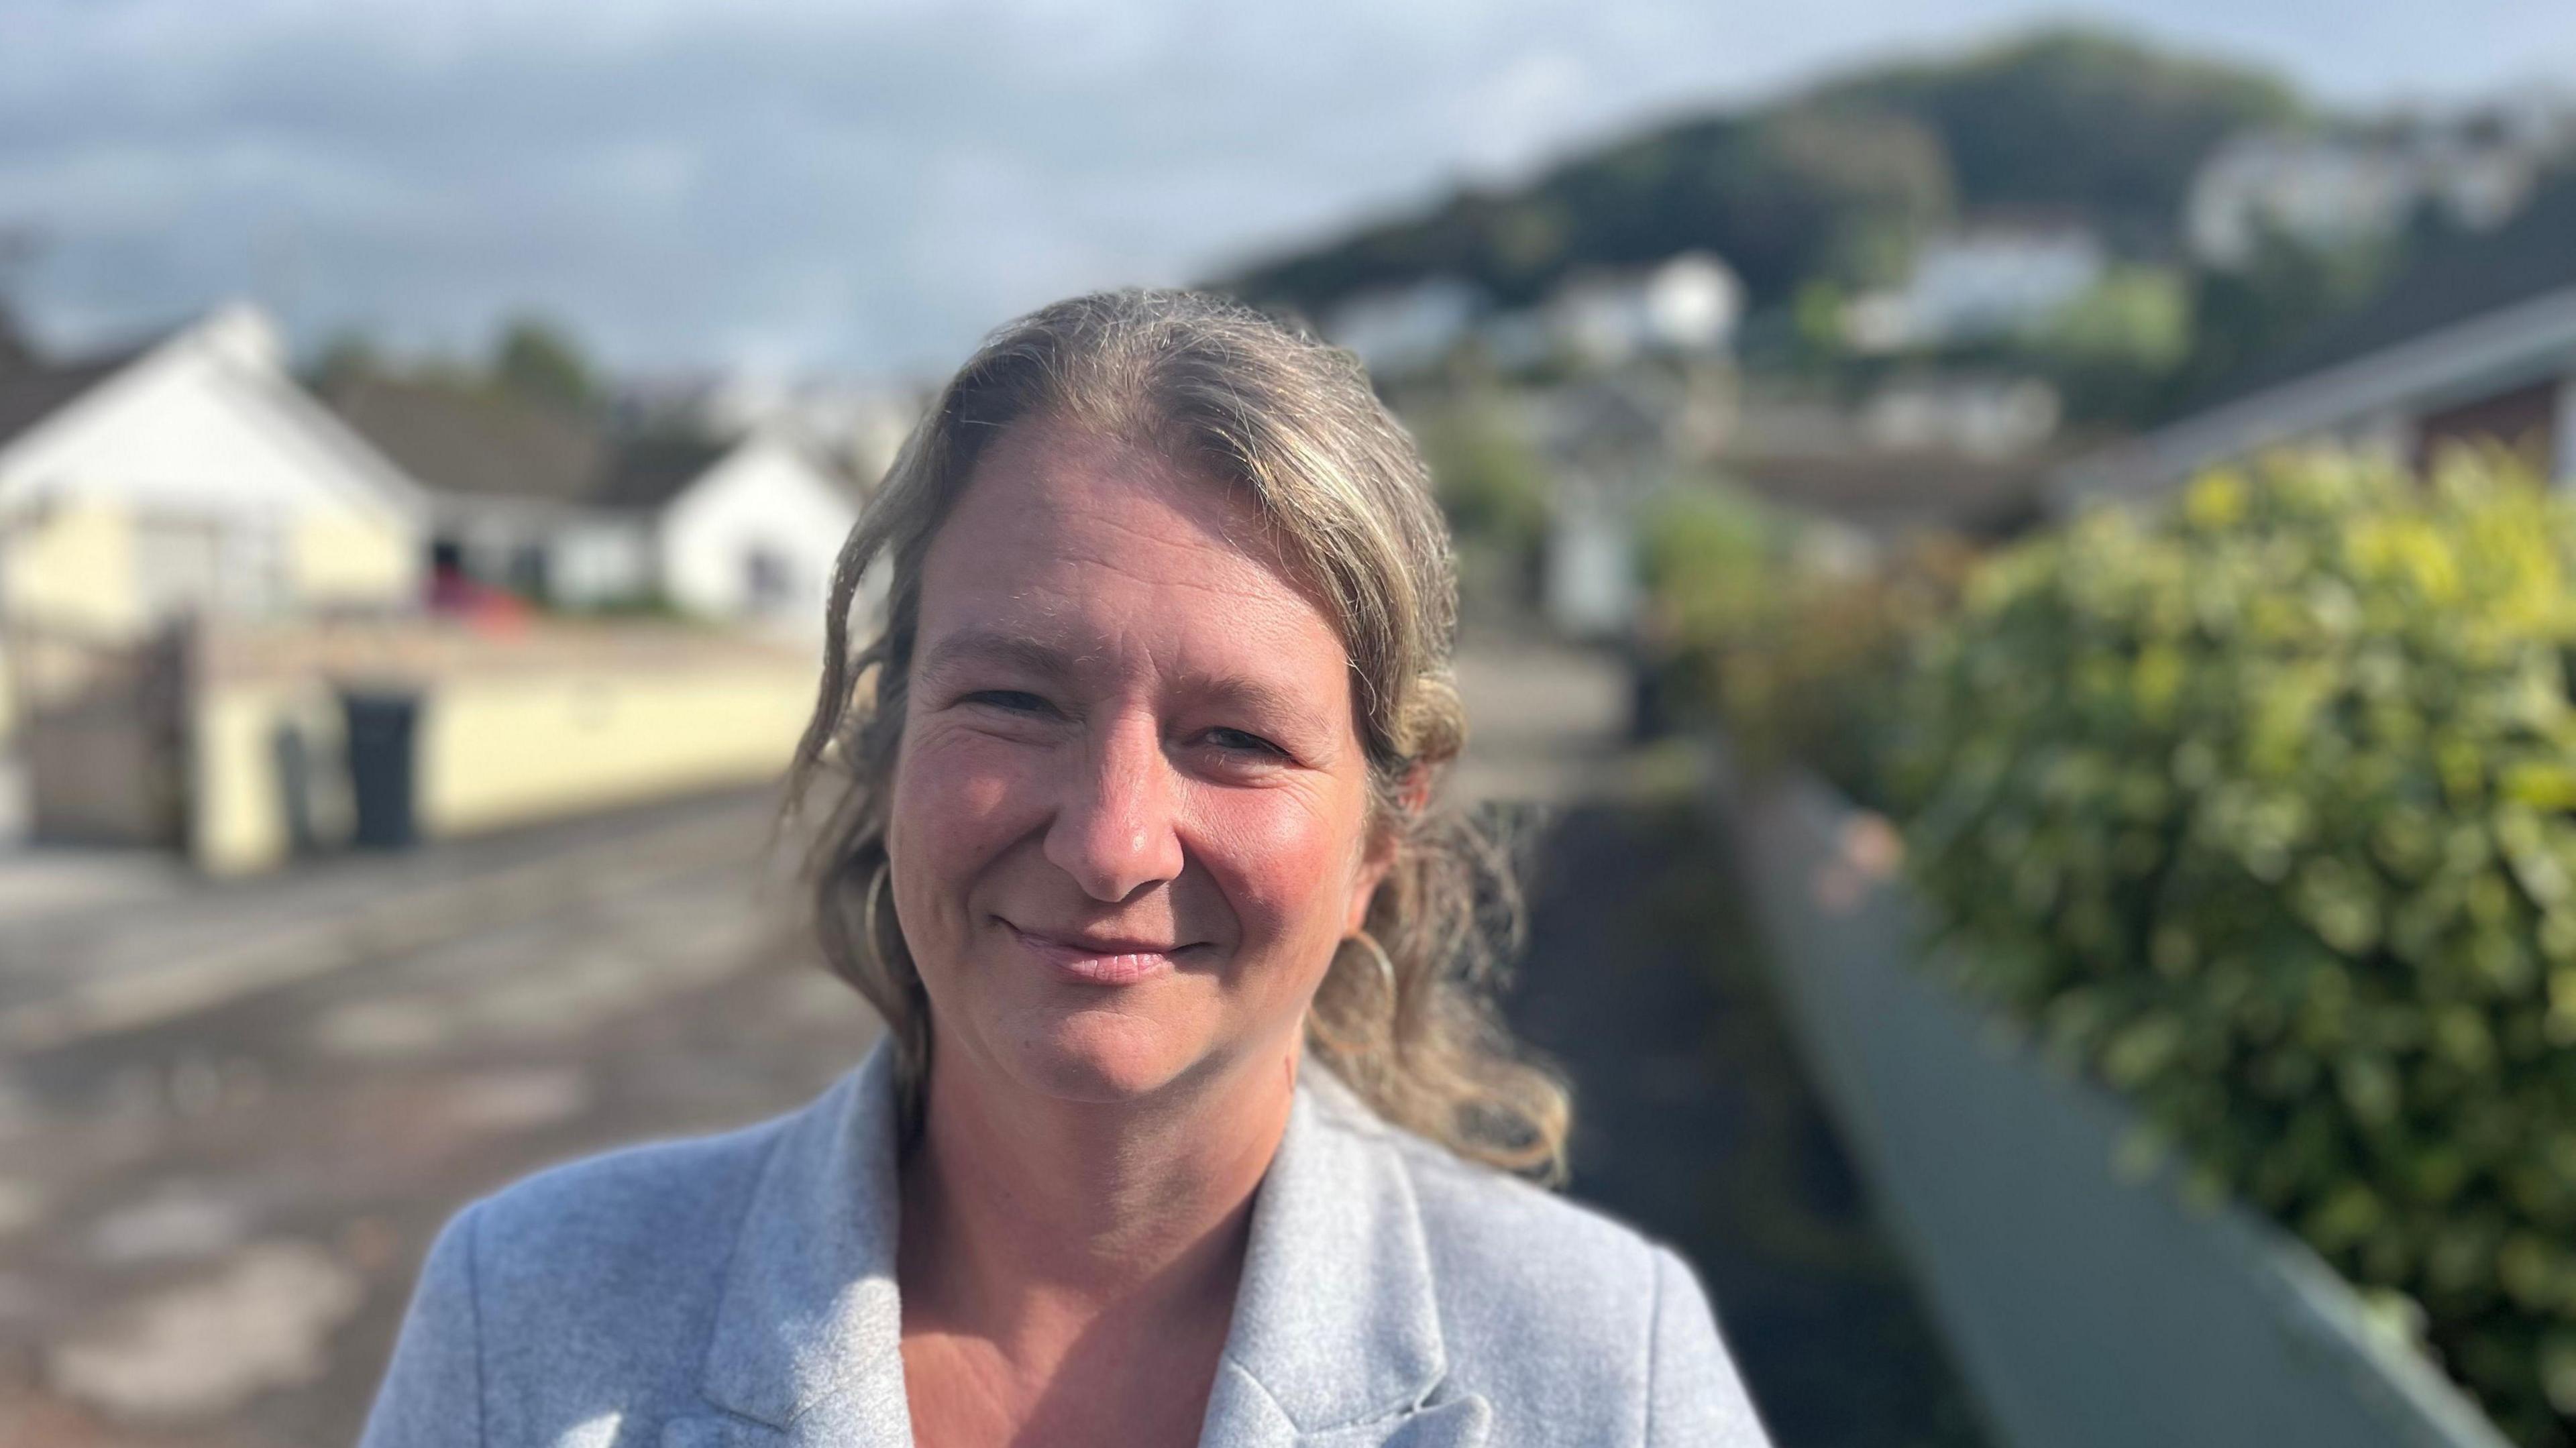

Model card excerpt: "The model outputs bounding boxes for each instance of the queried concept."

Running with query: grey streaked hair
[786,287,1568,1180]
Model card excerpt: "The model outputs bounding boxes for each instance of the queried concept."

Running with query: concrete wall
[417,662,810,836]
[192,643,816,876]
[2556,374,2576,488]
[193,678,333,872]
[1721,765,2512,1448]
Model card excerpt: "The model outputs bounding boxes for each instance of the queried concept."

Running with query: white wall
[658,436,858,638]
[550,515,657,608]
[0,309,423,628]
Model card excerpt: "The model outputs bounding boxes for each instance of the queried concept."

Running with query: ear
[1393,761,1432,816]
[1346,764,1428,936]
[1346,850,1391,937]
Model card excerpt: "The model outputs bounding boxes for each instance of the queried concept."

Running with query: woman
[360,290,1772,1447]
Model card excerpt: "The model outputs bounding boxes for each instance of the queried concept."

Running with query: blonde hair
[788,288,1569,1180]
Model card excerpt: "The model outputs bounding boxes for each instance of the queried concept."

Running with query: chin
[992,1006,1208,1105]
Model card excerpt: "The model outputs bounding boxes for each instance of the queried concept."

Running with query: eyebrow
[916,629,1080,689]
[1193,674,1328,736]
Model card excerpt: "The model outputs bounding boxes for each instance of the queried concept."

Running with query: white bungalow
[0,302,427,639]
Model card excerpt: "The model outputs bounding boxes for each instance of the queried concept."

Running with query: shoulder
[461,1100,793,1280]
[1302,1076,1771,1443]
[1384,1122,1671,1338]
[384,1086,821,1429]
[362,1089,823,1448]
[1303,1069,1674,1334]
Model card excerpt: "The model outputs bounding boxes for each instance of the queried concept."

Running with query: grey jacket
[360,1041,1774,1447]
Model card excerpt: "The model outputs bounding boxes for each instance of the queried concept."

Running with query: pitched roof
[0,349,143,453]
[2184,168,2576,414]
[0,305,32,374]
[590,431,730,510]
[324,373,748,512]
[324,375,605,504]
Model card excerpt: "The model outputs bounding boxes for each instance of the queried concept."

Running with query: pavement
[0,787,881,1447]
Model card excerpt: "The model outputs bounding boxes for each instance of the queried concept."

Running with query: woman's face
[886,416,1390,1107]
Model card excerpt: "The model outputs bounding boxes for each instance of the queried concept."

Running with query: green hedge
[1891,449,2576,1445]
[1640,483,1972,807]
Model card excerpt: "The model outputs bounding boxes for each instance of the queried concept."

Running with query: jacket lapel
[1197,1069,1490,1448]
[693,1043,915,1447]
[684,1045,1486,1448]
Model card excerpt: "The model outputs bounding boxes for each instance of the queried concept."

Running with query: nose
[1042,712,1185,903]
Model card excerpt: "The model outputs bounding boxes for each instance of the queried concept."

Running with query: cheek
[889,726,1046,895]
[1193,787,1368,955]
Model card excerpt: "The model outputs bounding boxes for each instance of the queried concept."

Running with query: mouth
[1002,920,1198,986]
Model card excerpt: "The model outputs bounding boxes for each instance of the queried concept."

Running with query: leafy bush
[1416,399,1554,613]
[1640,483,1971,805]
[1892,447,2576,1444]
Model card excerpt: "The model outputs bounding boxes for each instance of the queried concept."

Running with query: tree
[2011,265,2194,421]
[1418,400,1554,553]
[491,315,596,412]
[2162,229,2401,410]
[305,328,387,395]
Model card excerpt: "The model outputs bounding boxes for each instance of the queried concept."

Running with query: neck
[898,1037,1300,1346]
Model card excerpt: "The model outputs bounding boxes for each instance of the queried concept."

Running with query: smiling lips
[1005,922,1191,985]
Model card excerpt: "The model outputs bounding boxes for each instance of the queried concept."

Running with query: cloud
[0,0,2569,375]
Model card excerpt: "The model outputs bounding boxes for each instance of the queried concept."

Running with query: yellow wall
[3,499,140,635]
[1,498,416,643]
[193,679,322,874]
[420,665,810,836]
[1,500,137,746]
[292,508,417,606]
[191,658,814,876]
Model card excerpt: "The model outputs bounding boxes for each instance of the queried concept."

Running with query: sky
[2,0,2573,382]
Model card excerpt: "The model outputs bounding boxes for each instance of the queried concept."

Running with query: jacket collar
[690,1039,1487,1447]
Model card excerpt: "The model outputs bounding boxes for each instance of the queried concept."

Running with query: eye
[1204,727,1287,758]
[963,689,1057,716]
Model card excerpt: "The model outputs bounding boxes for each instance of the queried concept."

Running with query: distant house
[1542,253,1743,368]
[616,370,922,491]
[1717,378,2065,543]
[323,373,634,605]
[629,431,861,637]
[1526,370,1722,639]
[0,302,425,639]
[1324,276,1487,376]
[1860,376,2061,459]
[2058,176,2576,509]
[1845,220,2106,353]
[327,377,861,638]
[2185,123,2550,270]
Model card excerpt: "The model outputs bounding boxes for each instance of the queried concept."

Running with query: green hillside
[1221,27,2302,316]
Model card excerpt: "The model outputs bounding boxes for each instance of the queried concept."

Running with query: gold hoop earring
[863,860,894,966]
[1348,928,1397,1006]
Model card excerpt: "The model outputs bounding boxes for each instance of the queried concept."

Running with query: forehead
[915,420,1352,691]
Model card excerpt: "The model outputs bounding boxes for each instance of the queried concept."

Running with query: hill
[1219,27,2302,317]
